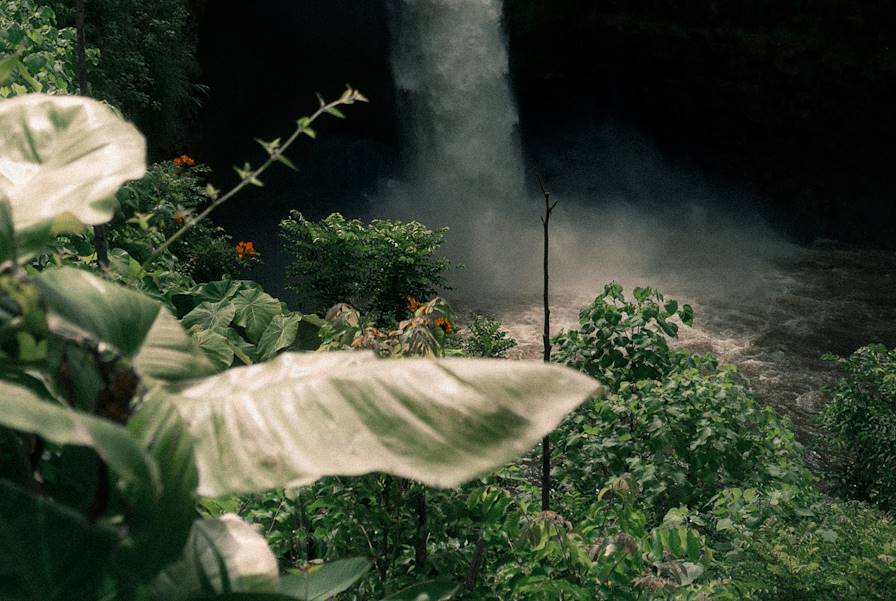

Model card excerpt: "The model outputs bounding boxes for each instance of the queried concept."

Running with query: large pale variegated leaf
[36,267,215,382]
[153,514,280,601]
[166,352,602,496]
[0,94,145,233]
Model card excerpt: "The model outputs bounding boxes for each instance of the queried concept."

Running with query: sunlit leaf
[183,300,237,333]
[165,352,602,496]
[0,94,145,234]
[256,313,301,362]
[153,514,280,601]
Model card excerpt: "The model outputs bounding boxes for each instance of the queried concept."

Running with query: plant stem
[149,92,363,263]
[76,0,109,267]
[538,175,558,512]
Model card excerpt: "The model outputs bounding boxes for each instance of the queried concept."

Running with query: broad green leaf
[124,394,200,580]
[381,582,459,601]
[0,377,159,494]
[183,301,237,333]
[0,198,14,262]
[232,288,282,343]
[223,327,257,365]
[153,514,280,601]
[0,94,145,234]
[256,313,301,362]
[192,328,236,370]
[280,558,371,601]
[166,352,602,496]
[0,480,119,601]
[0,55,17,84]
[36,267,215,382]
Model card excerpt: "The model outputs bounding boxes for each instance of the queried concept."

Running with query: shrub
[463,314,517,358]
[111,159,250,283]
[552,282,697,392]
[723,501,896,600]
[280,211,454,324]
[0,0,86,96]
[818,344,896,510]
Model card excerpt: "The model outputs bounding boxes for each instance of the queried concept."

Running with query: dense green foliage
[280,212,454,324]
[0,92,597,601]
[4,5,896,598]
[231,285,896,600]
[43,0,200,152]
[112,159,250,283]
[0,0,84,96]
[462,314,517,358]
[819,344,896,510]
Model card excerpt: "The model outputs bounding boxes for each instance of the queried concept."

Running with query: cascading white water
[387,0,533,289]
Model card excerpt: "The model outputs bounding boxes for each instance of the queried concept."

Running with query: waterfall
[386,0,532,290]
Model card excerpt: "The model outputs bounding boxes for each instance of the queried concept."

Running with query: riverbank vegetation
[1,3,895,600]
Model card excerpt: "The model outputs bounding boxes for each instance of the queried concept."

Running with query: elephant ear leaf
[165,352,603,496]
[0,94,145,255]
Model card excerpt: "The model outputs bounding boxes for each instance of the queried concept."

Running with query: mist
[375,0,794,305]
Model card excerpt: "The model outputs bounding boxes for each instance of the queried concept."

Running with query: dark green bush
[462,314,517,358]
[818,344,896,510]
[552,282,697,392]
[0,0,84,96]
[111,159,250,284]
[279,211,453,324]
[723,501,896,600]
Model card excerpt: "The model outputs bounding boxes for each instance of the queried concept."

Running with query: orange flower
[406,296,421,312]
[436,318,453,335]
[173,154,196,167]
[235,241,256,260]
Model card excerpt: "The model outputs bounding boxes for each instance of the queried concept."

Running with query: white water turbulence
[385,0,534,291]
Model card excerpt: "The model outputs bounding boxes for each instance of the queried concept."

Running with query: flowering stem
[148,89,366,263]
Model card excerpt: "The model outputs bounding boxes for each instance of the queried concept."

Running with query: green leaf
[0,480,119,601]
[380,582,459,601]
[256,313,301,362]
[153,514,280,601]
[124,394,200,580]
[0,94,145,235]
[36,267,215,382]
[280,558,371,601]
[0,198,14,262]
[0,377,159,494]
[192,328,236,370]
[0,55,18,84]
[232,288,282,343]
[166,352,602,496]
[183,301,237,333]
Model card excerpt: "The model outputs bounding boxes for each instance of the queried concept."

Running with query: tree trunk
[539,176,557,512]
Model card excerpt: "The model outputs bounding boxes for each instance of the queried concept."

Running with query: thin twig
[149,90,365,262]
